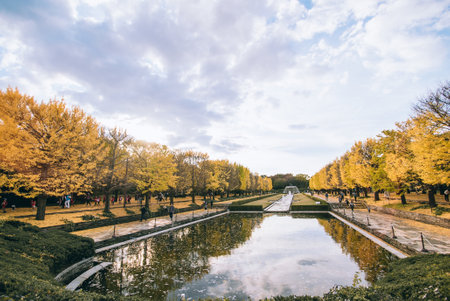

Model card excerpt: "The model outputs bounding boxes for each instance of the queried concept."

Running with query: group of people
[1,198,16,213]
[140,204,176,222]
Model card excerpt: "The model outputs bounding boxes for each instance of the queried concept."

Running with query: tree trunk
[36,195,47,220]
[374,190,380,201]
[123,193,127,208]
[428,187,436,208]
[191,190,195,203]
[401,193,407,205]
[147,193,153,210]
[104,194,111,213]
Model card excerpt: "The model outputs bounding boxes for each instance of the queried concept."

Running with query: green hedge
[228,205,264,211]
[0,220,139,300]
[229,194,277,206]
[290,204,329,211]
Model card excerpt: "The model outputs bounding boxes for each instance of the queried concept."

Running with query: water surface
[82,213,395,300]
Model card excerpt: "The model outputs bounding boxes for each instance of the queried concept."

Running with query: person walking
[31,199,36,209]
[140,206,148,222]
[325,192,329,201]
[350,201,355,213]
[168,205,175,221]
[1,198,7,213]
[444,189,449,202]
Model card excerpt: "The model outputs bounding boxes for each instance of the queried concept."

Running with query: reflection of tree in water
[317,218,397,283]
[85,214,263,299]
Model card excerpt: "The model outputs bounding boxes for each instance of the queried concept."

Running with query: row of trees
[310,83,449,207]
[270,173,309,191]
[0,88,272,219]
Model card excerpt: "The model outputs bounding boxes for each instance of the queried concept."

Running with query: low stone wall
[369,206,450,229]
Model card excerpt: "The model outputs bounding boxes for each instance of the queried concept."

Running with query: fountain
[283,186,300,194]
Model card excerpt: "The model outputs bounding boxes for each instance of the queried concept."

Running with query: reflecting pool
[82,213,396,300]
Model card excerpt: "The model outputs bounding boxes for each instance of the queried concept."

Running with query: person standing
[325,192,329,201]
[350,201,355,212]
[65,195,71,208]
[444,189,449,202]
[31,199,36,209]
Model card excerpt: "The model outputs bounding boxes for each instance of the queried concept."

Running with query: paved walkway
[265,193,293,212]
[73,208,224,242]
[313,194,450,254]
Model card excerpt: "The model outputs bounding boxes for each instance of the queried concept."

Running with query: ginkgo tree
[130,141,177,209]
[95,127,132,213]
[0,88,104,220]
[310,83,449,207]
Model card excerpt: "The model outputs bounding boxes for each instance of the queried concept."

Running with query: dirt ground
[0,195,232,228]
[363,196,450,219]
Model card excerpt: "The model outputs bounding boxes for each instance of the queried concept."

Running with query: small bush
[60,218,75,231]
[100,211,116,218]
[81,214,100,221]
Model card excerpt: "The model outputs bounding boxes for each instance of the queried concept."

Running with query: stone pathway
[335,207,450,254]
[73,208,224,242]
[312,194,450,254]
[265,193,293,212]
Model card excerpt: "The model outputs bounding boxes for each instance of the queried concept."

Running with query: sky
[0,0,449,177]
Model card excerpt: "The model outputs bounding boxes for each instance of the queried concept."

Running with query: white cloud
[0,0,449,175]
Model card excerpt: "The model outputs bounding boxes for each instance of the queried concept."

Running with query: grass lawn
[244,194,282,208]
[292,193,321,205]
[291,193,329,211]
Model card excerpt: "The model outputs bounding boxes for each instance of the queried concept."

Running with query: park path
[314,194,450,254]
[73,208,223,242]
[264,193,293,212]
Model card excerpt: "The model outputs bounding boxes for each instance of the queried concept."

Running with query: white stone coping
[66,262,112,291]
[329,211,408,259]
[55,257,94,283]
[95,211,229,254]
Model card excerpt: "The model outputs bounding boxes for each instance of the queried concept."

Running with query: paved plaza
[74,208,224,242]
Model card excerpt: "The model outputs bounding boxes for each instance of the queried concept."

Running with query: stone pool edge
[328,211,408,259]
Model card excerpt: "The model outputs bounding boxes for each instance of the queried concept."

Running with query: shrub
[99,211,116,218]
[60,218,75,231]
[81,214,100,221]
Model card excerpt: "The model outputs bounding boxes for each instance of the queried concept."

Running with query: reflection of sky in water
[171,215,365,300]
